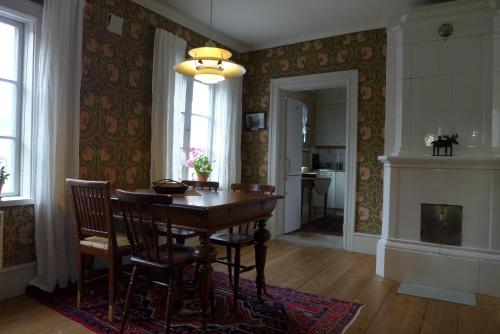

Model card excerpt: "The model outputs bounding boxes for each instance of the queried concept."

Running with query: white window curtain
[150,28,189,181]
[212,77,243,190]
[31,0,84,292]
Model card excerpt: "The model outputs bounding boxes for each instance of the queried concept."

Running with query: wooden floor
[2,240,500,333]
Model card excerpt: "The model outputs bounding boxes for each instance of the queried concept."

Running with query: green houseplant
[186,148,213,181]
[0,166,10,197]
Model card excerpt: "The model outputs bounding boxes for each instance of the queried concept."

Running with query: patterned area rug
[26,270,362,334]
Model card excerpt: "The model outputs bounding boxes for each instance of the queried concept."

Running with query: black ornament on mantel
[431,134,459,156]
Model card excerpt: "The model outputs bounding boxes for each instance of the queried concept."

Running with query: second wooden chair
[170,180,220,245]
[67,179,131,321]
[209,183,275,307]
[116,190,197,334]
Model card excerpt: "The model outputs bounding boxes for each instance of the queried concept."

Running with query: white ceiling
[135,0,454,52]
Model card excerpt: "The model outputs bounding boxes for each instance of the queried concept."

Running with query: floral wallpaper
[79,0,384,233]
[80,0,216,190]
[1,205,36,268]
[240,29,386,234]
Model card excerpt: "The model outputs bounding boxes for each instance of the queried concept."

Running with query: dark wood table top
[114,189,284,233]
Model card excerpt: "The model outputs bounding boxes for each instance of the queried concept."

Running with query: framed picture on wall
[244,112,265,131]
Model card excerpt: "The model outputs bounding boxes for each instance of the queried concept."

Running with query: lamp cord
[210,0,213,41]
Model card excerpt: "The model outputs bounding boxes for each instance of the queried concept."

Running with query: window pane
[0,21,20,81]
[0,81,17,136]
[190,115,210,152]
[191,81,211,116]
[0,138,16,195]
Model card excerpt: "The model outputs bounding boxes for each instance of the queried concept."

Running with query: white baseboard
[353,233,379,255]
[377,238,500,297]
[397,282,476,306]
[0,262,36,300]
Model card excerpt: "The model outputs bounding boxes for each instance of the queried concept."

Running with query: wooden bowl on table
[152,179,189,194]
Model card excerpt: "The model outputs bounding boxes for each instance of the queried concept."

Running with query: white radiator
[0,210,3,270]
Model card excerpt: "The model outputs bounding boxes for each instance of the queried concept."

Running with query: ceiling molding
[0,0,43,17]
[131,0,250,53]
[249,20,388,51]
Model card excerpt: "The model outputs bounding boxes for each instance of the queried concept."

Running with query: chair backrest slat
[67,179,115,243]
[230,183,275,235]
[230,183,275,195]
[181,180,219,191]
[116,190,174,264]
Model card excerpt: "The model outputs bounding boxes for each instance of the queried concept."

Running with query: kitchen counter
[301,170,345,178]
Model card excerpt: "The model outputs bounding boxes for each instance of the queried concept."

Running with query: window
[0,1,40,200]
[180,81,215,180]
[0,16,24,196]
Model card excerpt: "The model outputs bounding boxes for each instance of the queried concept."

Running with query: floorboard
[1,240,499,334]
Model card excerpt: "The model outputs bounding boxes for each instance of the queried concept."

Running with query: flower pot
[196,173,209,182]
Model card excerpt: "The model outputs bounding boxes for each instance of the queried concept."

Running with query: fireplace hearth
[420,204,462,246]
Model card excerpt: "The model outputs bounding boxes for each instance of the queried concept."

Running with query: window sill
[0,197,34,207]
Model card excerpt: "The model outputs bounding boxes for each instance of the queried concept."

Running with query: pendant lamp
[174,0,246,84]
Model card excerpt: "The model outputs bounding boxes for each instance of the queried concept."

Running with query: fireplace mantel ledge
[378,155,500,170]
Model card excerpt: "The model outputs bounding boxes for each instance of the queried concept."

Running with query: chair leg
[119,266,138,334]
[178,268,185,299]
[226,246,233,287]
[77,252,85,309]
[108,255,119,321]
[194,263,199,284]
[210,285,216,320]
[164,272,176,334]
[233,247,241,309]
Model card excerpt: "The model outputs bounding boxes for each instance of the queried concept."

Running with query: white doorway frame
[267,70,358,251]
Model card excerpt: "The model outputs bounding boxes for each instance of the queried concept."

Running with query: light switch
[107,13,123,35]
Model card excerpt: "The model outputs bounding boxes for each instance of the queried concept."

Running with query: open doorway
[267,71,358,250]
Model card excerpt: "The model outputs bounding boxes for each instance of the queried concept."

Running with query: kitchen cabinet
[314,104,346,147]
[311,171,345,210]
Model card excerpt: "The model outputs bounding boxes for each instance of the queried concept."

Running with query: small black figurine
[432,134,459,156]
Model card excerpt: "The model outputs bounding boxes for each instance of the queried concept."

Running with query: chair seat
[132,245,195,268]
[171,227,198,238]
[210,232,254,246]
[80,232,129,250]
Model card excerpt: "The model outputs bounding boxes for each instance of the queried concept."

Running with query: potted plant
[186,148,213,182]
[0,166,10,198]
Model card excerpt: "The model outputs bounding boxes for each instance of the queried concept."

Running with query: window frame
[180,81,216,180]
[0,15,25,197]
[0,0,41,203]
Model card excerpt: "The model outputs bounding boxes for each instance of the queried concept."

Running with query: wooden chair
[170,180,220,245]
[67,179,131,321]
[116,190,198,334]
[209,183,275,306]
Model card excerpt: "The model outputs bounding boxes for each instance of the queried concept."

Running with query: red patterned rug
[26,270,362,334]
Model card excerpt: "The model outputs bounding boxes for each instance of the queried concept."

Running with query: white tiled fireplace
[378,0,500,297]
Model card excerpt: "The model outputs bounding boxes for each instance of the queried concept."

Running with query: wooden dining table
[114,189,283,330]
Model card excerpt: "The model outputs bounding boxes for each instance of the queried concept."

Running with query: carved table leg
[194,233,217,331]
[253,219,271,300]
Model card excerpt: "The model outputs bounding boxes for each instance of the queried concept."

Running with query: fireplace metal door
[420,203,462,246]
